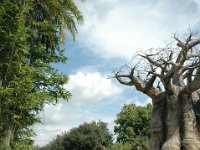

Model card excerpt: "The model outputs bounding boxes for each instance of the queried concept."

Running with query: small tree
[114,104,152,149]
[115,32,200,150]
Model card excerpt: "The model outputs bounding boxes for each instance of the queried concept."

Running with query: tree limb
[115,70,160,99]
[115,74,134,86]
[183,65,200,93]
[187,39,200,50]
[139,54,165,70]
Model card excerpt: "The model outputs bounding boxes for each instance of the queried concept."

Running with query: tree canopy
[0,0,83,149]
[114,103,152,149]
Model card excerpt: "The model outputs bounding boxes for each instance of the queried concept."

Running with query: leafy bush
[108,143,132,150]
[40,121,112,150]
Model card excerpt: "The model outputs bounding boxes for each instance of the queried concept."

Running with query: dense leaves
[39,121,113,150]
[114,104,152,149]
[0,0,83,149]
[108,143,132,150]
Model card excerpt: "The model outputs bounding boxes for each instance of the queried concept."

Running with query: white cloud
[34,71,123,146]
[34,0,200,146]
[123,97,152,106]
[33,72,151,146]
[134,98,152,106]
[77,0,200,59]
[66,72,122,104]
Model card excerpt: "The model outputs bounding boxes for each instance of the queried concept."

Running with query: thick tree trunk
[115,33,200,150]
[150,93,166,150]
[149,91,200,150]
[0,123,14,150]
[161,92,181,150]
[179,92,200,150]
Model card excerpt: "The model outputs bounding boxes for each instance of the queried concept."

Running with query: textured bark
[0,124,14,150]
[161,92,181,150]
[115,33,200,150]
[150,93,166,150]
[180,92,200,150]
[149,91,200,150]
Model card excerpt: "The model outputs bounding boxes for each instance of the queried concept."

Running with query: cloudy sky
[34,0,200,146]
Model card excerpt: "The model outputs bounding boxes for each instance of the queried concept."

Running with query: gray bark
[149,91,200,150]
[150,93,166,150]
[161,92,181,150]
[115,33,200,150]
[180,92,200,150]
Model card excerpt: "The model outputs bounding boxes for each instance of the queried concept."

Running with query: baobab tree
[114,33,200,150]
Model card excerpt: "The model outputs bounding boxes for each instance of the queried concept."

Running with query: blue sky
[34,0,200,146]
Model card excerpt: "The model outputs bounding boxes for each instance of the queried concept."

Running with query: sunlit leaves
[0,0,82,148]
[114,104,152,149]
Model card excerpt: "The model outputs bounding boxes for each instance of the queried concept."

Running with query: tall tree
[114,104,152,149]
[0,0,83,149]
[115,32,200,150]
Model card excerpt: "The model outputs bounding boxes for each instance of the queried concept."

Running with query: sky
[33,0,200,146]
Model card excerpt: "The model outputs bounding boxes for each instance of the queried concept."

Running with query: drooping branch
[115,67,160,99]
[115,74,134,86]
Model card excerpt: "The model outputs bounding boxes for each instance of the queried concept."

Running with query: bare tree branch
[139,54,165,70]
[115,33,200,95]
[183,64,200,93]
[187,39,200,50]
[115,74,134,86]
[115,69,160,99]
[185,32,192,45]
[174,34,185,48]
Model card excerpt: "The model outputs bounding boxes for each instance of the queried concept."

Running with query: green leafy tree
[41,121,113,150]
[108,143,132,150]
[114,104,152,149]
[0,0,83,149]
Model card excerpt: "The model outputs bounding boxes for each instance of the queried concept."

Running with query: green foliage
[39,134,65,150]
[11,128,36,149]
[108,143,132,150]
[0,0,83,149]
[41,121,113,150]
[114,103,152,149]
[11,138,34,150]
